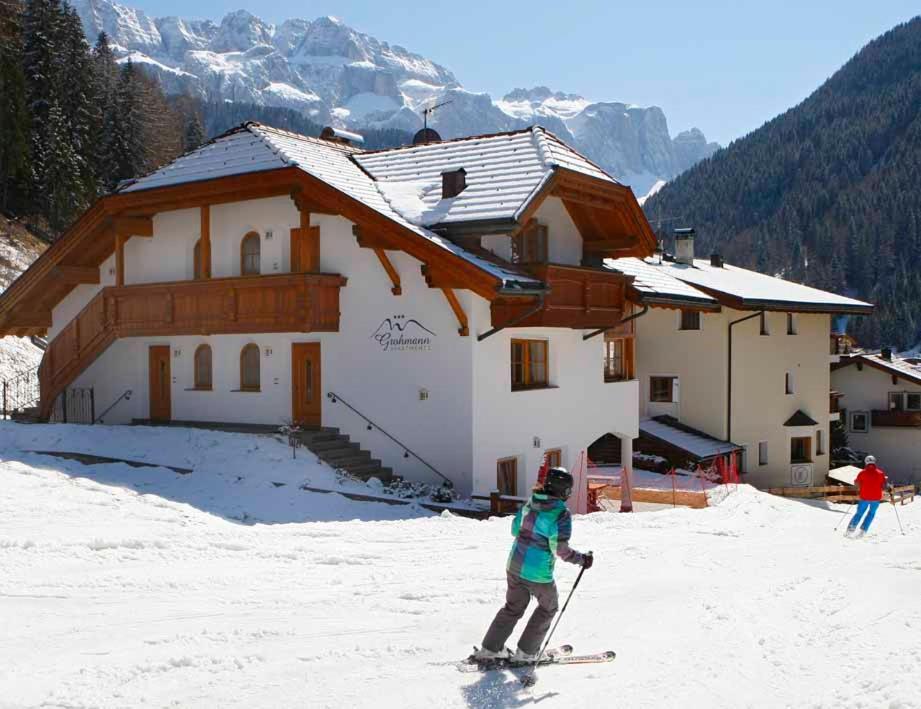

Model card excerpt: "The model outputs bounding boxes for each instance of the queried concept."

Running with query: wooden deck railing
[871,410,921,427]
[491,264,629,329]
[39,273,345,418]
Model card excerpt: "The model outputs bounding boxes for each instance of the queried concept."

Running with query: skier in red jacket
[847,456,890,537]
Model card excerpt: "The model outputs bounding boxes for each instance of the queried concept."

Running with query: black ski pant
[482,572,559,655]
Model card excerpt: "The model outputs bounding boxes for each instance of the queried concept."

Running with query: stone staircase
[297,427,397,484]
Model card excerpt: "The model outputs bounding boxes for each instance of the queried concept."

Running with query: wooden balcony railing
[39,273,345,418]
[871,410,921,427]
[491,264,629,329]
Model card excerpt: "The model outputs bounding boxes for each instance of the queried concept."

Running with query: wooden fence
[767,484,916,505]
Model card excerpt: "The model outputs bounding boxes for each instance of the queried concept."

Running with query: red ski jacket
[856,464,888,501]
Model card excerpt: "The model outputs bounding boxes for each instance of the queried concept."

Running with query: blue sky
[131,0,919,146]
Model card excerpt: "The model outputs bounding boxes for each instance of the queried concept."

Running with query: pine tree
[184,111,205,152]
[41,99,84,231]
[109,60,146,186]
[92,32,120,192]
[0,0,30,210]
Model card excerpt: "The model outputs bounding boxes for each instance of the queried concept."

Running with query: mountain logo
[372,315,436,352]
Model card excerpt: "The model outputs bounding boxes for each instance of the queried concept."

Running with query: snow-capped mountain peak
[71,0,718,193]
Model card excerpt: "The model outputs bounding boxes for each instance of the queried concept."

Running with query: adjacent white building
[0,123,659,497]
[607,231,873,489]
[831,351,921,484]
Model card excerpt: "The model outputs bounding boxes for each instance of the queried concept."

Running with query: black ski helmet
[544,467,574,500]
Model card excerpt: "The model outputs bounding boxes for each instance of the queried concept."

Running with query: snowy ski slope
[0,423,919,708]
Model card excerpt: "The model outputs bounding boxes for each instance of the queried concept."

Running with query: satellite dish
[412,128,442,145]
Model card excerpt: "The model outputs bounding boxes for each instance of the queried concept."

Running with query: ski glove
[581,553,594,570]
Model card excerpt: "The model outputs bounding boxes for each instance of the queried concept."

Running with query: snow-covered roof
[639,417,742,460]
[604,257,717,307]
[355,126,618,227]
[837,353,921,386]
[606,255,873,314]
[120,124,539,289]
[828,465,861,486]
[653,258,873,313]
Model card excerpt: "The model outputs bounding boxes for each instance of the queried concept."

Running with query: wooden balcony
[490,264,630,330]
[871,410,921,427]
[39,273,345,417]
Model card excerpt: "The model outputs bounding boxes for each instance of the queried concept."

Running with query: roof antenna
[422,99,452,132]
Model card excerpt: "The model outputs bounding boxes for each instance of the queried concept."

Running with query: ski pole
[835,501,855,531]
[890,495,905,535]
[521,552,591,688]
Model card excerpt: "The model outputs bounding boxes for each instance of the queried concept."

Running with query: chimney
[442,168,466,199]
[881,347,892,361]
[710,252,723,268]
[319,126,365,146]
[674,227,695,265]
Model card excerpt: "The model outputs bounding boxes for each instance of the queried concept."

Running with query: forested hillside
[0,0,410,240]
[644,17,921,348]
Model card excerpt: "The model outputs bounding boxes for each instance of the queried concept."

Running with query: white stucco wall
[634,306,833,488]
[48,254,115,341]
[831,363,921,483]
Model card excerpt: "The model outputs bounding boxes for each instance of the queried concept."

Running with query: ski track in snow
[0,424,920,708]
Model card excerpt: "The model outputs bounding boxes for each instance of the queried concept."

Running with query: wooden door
[292,343,321,426]
[148,345,171,422]
[290,226,320,272]
[497,458,518,496]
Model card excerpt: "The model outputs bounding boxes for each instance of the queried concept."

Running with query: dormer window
[442,168,466,198]
[511,221,548,265]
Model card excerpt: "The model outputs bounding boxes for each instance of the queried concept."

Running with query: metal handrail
[326,391,453,487]
[94,389,132,424]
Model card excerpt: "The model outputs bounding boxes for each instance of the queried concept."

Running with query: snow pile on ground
[0,423,445,523]
[1,423,919,707]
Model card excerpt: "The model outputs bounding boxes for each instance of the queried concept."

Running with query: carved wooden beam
[373,249,402,295]
[200,206,212,278]
[112,216,153,238]
[291,188,337,216]
[582,238,637,252]
[52,266,100,284]
[352,224,400,250]
[115,234,126,286]
[441,288,469,337]
[421,264,468,289]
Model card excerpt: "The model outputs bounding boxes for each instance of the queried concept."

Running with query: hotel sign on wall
[371,315,436,352]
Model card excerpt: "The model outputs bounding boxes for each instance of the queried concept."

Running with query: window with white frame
[758,441,768,466]
[888,392,921,411]
[785,372,794,395]
[850,411,870,433]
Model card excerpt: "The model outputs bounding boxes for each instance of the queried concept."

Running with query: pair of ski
[458,644,616,673]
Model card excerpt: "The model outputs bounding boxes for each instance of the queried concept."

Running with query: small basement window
[850,411,869,433]
[650,376,676,403]
[679,309,700,331]
[790,436,812,464]
[511,339,549,390]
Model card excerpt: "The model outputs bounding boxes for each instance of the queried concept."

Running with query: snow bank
[1,424,919,706]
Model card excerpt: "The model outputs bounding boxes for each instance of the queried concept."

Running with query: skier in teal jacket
[475,468,593,662]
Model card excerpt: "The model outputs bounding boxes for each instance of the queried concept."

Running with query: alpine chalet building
[0,124,658,497]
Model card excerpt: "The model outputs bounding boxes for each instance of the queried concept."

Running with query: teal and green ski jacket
[506,493,585,584]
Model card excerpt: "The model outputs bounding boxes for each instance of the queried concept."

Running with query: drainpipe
[477,294,546,342]
[582,304,649,341]
[727,311,765,442]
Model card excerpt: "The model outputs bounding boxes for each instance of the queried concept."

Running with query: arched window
[193,240,202,280]
[240,344,260,391]
[241,232,260,275]
[194,344,212,390]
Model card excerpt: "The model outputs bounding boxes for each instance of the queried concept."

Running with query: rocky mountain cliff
[72,0,719,195]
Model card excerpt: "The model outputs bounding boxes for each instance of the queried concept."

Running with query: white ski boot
[511,647,539,663]
[472,646,510,662]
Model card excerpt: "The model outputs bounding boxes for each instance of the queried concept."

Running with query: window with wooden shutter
[511,222,548,265]
[193,344,212,390]
[679,309,700,331]
[497,458,518,496]
[604,335,634,382]
[240,344,261,391]
[511,339,549,390]
[241,232,261,275]
[545,449,562,468]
